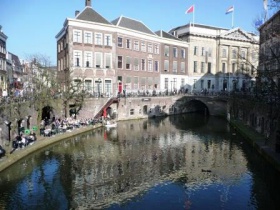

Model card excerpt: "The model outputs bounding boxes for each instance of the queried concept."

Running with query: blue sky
[0,0,267,65]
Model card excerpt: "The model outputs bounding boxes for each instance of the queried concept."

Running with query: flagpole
[193,5,195,27]
[232,6,234,28]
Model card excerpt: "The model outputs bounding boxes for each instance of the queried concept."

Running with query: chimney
[85,0,91,7]
[75,10,80,16]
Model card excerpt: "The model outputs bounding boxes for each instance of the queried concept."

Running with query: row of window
[163,78,186,90]
[73,29,112,46]
[117,37,160,55]
[193,46,212,57]
[193,61,212,74]
[164,60,186,73]
[164,45,186,59]
[73,50,112,68]
[221,48,248,60]
[117,55,159,72]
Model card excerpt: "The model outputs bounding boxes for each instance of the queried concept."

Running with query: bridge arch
[184,99,210,115]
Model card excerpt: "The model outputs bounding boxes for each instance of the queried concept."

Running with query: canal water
[0,114,279,210]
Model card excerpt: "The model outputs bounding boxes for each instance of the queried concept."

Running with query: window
[232,63,236,73]
[181,49,186,58]
[105,53,112,69]
[84,31,92,44]
[126,56,131,69]
[141,42,146,52]
[141,59,146,71]
[208,48,212,57]
[134,41,139,51]
[84,80,92,92]
[95,33,102,45]
[73,30,82,43]
[232,49,237,59]
[126,39,131,49]
[173,61,177,72]
[222,49,227,58]
[241,50,246,59]
[148,43,153,53]
[222,63,226,73]
[194,46,198,55]
[148,60,153,72]
[134,58,139,71]
[73,50,82,67]
[118,37,123,47]
[95,52,102,68]
[164,45,169,56]
[201,80,204,89]
[181,78,185,87]
[207,62,212,73]
[173,47,178,58]
[118,56,123,69]
[130,109,135,115]
[164,60,169,71]
[84,51,92,67]
[154,44,159,54]
[154,61,159,72]
[201,62,205,73]
[164,78,168,89]
[181,62,185,73]
[104,34,112,46]
[193,61,197,73]
[201,47,205,56]
[134,77,139,89]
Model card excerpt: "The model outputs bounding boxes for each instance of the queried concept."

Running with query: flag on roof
[225,6,234,14]
[185,5,194,14]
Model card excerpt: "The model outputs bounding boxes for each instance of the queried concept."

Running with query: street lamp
[17,119,24,136]
[4,120,11,142]
[97,78,101,97]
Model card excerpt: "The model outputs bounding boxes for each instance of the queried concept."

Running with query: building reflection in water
[0,114,248,209]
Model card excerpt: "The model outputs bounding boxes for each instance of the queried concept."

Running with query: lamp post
[17,119,24,136]
[97,78,101,97]
[4,121,11,142]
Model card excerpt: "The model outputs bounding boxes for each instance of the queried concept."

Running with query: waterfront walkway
[1,119,280,173]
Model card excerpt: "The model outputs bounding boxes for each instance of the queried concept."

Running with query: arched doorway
[42,106,53,125]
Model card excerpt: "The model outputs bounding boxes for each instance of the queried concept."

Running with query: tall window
[104,34,112,46]
[164,78,168,89]
[201,47,205,56]
[222,62,226,73]
[222,49,227,58]
[118,56,123,68]
[95,52,102,68]
[148,60,153,71]
[193,61,197,73]
[84,31,92,44]
[126,57,131,69]
[164,45,169,56]
[118,37,123,47]
[154,61,159,72]
[134,58,139,71]
[84,51,92,67]
[232,49,237,59]
[232,63,236,73]
[208,62,212,73]
[148,43,153,53]
[181,49,186,58]
[73,50,82,67]
[73,30,82,43]
[194,46,198,55]
[173,47,178,58]
[141,42,146,52]
[126,39,131,49]
[164,60,169,71]
[134,41,139,51]
[201,62,205,73]
[193,79,197,89]
[94,33,102,45]
[181,62,185,73]
[201,80,204,89]
[181,78,185,88]
[173,61,177,72]
[141,59,146,71]
[154,44,159,54]
[241,51,246,59]
[105,53,112,69]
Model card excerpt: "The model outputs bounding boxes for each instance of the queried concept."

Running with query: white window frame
[118,37,123,48]
[141,42,146,52]
[154,60,159,72]
[181,48,186,58]
[148,43,153,53]
[73,29,82,43]
[104,34,112,46]
[173,61,177,72]
[148,59,153,72]
[105,53,112,69]
[73,50,82,67]
[134,41,139,51]
[95,52,103,68]
[94,33,103,45]
[84,51,92,68]
[84,31,92,44]
[154,44,160,54]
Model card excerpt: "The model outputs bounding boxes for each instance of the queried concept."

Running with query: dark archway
[42,106,53,125]
[184,100,210,115]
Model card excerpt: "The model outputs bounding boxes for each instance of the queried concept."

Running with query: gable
[76,7,111,25]
[221,28,254,41]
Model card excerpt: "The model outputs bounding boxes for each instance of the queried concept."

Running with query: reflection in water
[0,114,279,210]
